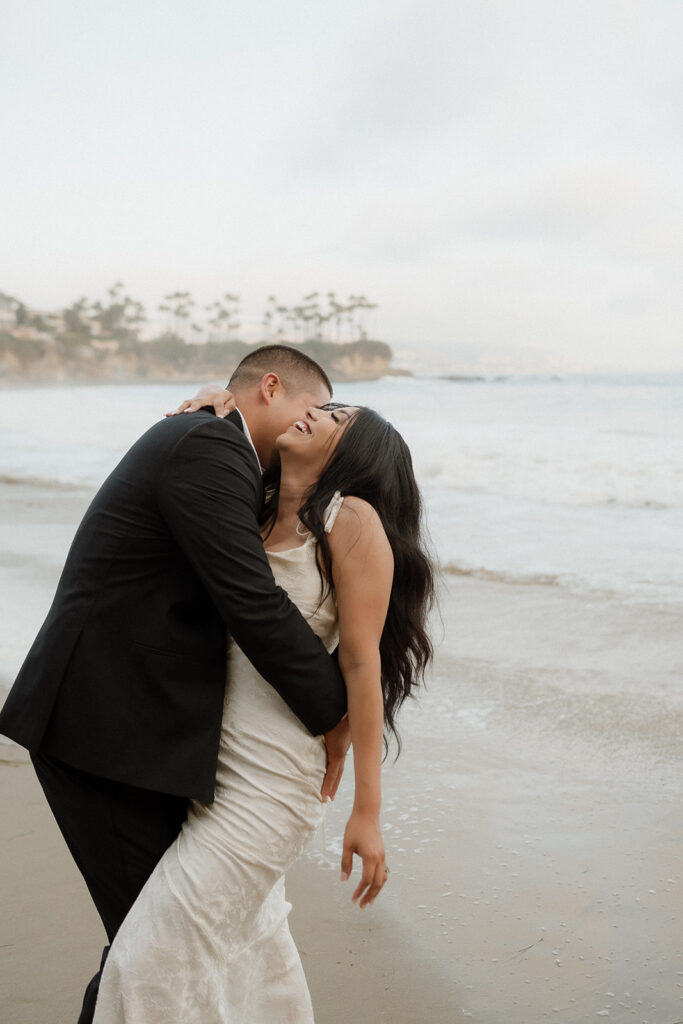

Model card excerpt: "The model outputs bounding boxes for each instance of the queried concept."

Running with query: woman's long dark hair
[262,407,435,752]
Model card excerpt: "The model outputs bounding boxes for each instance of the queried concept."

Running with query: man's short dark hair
[228,344,332,396]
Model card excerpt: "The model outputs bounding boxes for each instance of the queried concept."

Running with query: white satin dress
[93,494,344,1024]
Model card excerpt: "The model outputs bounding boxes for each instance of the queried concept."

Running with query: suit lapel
[224,409,264,506]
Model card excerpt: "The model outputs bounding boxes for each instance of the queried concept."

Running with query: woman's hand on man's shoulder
[165,384,236,419]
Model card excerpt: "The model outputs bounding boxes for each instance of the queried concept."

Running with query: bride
[93,391,434,1023]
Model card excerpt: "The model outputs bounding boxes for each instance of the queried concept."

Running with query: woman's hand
[340,809,387,908]
[166,384,236,419]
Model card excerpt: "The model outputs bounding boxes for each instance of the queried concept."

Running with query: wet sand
[1,481,682,1023]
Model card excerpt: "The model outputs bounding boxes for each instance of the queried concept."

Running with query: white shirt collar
[234,407,263,473]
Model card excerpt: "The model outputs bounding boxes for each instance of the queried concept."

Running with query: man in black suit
[0,345,350,1023]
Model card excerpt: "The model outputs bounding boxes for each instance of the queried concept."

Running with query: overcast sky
[1,0,681,372]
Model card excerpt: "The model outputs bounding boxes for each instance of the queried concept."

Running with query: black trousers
[31,750,187,1024]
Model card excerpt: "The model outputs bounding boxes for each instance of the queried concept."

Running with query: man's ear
[258,372,281,404]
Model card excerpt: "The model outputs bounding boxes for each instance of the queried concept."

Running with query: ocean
[1,373,681,606]
[2,376,682,1020]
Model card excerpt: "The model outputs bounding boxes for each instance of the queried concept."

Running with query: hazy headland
[0,285,405,384]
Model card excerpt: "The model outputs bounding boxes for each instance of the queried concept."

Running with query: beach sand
[1,481,682,1023]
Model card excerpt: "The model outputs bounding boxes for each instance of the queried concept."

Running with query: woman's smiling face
[278,405,360,471]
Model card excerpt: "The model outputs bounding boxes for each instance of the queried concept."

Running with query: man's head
[228,345,333,469]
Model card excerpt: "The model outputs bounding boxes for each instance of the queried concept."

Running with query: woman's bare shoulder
[329,496,392,558]
[336,495,382,530]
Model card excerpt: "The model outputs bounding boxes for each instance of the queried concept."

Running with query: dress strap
[323,491,344,534]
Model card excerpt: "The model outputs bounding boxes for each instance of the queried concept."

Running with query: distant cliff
[0,335,400,384]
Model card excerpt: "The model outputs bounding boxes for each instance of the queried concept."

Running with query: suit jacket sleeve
[157,417,347,735]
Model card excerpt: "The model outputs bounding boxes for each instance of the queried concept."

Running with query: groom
[0,345,349,1023]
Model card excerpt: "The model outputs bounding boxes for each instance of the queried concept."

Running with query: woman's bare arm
[328,496,394,907]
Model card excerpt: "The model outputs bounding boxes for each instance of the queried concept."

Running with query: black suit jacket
[0,410,346,802]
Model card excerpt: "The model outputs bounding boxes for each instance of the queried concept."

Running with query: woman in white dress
[93,400,434,1024]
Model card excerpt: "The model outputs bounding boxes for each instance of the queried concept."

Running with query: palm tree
[159,291,195,340]
[205,293,240,341]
